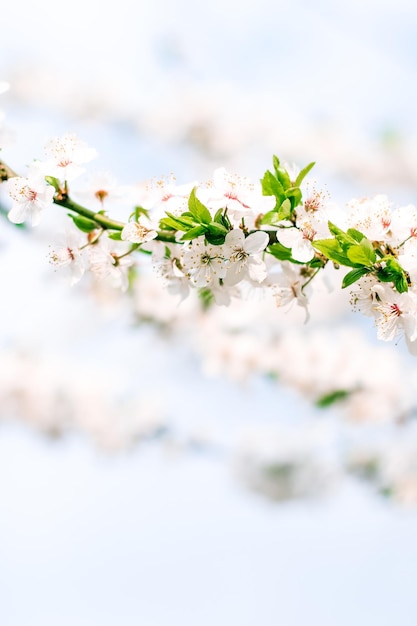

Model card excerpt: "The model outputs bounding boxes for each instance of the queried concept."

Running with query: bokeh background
[1,1,417,625]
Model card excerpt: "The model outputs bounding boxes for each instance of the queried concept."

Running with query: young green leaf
[188,188,212,225]
[45,176,61,192]
[68,213,97,232]
[180,225,207,240]
[260,170,284,206]
[316,389,351,408]
[342,267,372,288]
[268,242,303,264]
[346,239,376,266]
[295,162,315,187]
[108,231,123,241]
[313,239,358,267]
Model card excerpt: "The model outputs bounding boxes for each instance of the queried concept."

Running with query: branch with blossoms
[1,129,417,352]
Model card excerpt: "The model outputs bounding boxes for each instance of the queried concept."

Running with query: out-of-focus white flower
[199,168,275,229]
[5,175,55,226]
[151,242,190,300]
[270,261,310,320]
[73,171,129,211]
[88,236,133,291]
[223,229,269,285]
[41,133,97,181]
[132,177,198,220]
[347,194,392,241]
[0,81,9,94]
[49,229,86,285]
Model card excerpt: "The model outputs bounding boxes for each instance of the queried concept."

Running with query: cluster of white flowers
[3,129,417,354]
[8,67,417,188]
[0,348,166,451]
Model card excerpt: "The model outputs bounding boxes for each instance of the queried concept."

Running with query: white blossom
[49,229,86,285]
[372,284,417,344]
[181,236,227,288]
[121,216,158,244]
[41,133,97,181]
[199,168,275,229]
[88,236,133,291]
[6,175,55,226]
[223,229,269,285]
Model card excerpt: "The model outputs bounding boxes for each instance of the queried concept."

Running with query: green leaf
[45,176,61,191]
[205,222,228,245]
[188,188,212,225]
[346,240,376,266]
[134,205,150,220]
[277,198,292,221]
[315,389,351,408]
[295,162,315,187]
[260,210,282,226]
[180,225,207,240]
[272,156,291,189]
[376,257,409,293]
[313,239,357,267]
[159,212,195,231]
[342,267,372,288]
[198,287,215,310]
[267,242,303,264]
[328,222,361,248]
[108,231,123,241]
[346,228,365,243]
[285,187,302,207]
[260,170,284,206]
[68,213,97,232]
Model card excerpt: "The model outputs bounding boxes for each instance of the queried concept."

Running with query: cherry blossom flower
[73,172,130,212]
[121,216,158,244]
[371,284,417,345]
[41,133,97,181]
[181,236,227,288]
[223,229,269,285]
[389,204,417,245]
[49,229,86,285]
[347,195,392,241]
[0,81,9,95]
[199,168,275,228]
[131,177,198,220]
[276,202,335,263]
[270,262,310,320]
[88,236,133,291]
[5,175,55,226]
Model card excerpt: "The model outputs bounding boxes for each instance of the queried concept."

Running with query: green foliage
[315,223,377,287]
[198,287,215,310]
[187,187,212,225]
[108,231,123,241]
[45,176,61,192]
[342,267,372,288]
[68,213,97,232]
[295,162,315,187]
[158,191,231,245]
[260,156,314,217]
[315,389,351,408]
[313,238,359,267]
[268,242,303,264]
[376,257,409,293]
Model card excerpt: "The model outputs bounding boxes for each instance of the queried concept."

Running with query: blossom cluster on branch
[1,121,417,354]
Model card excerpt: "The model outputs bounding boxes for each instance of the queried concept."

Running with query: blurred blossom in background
[1,1,417,625]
